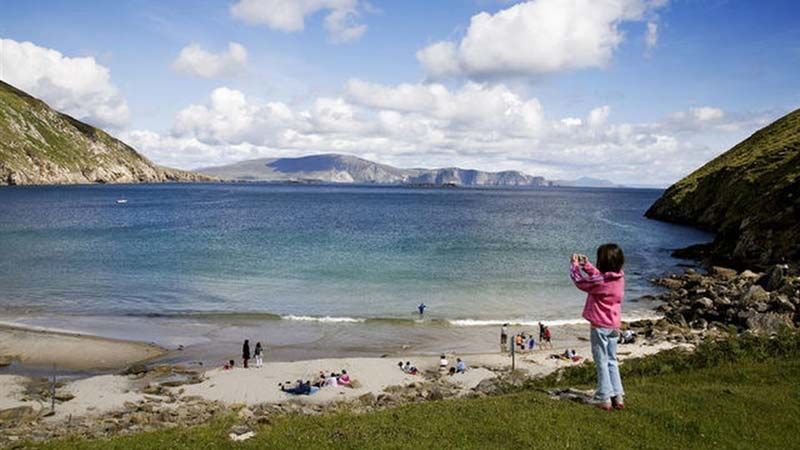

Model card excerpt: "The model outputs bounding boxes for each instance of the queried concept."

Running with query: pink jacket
[570,261,624,329]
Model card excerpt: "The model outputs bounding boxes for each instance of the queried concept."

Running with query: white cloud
[645,21,658,50]
[0,38,129,128]
[230,0,367,43]
[172,42,248,78]
[588,105,611,127]
[324,8,367,43]
[417,0,668,79]
[690,106,724,122]
[128,81,762,186]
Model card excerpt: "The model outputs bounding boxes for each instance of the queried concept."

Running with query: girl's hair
[596,243,625,273]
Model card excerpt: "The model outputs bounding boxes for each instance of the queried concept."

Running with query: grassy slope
[645,108,800,264]
[32,334,800,450]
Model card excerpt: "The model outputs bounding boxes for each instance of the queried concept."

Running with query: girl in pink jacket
[570,243,626,411]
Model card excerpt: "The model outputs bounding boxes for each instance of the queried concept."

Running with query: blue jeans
[590,327,624,401]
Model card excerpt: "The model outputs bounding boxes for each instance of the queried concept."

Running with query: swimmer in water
[418,303,427,315]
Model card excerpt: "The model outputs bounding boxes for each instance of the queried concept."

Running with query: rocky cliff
[199,153,547,187]
[0,81,210,186]
[646,108,800,266]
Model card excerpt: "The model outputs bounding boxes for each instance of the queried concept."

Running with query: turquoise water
[0,183,711,325]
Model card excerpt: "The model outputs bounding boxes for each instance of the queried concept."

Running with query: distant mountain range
[200,154,627,188]
[0,81,210,186]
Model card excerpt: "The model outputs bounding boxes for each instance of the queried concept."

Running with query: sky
[1,0,798,185]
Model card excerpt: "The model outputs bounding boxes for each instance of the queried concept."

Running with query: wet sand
[0,323,167,372]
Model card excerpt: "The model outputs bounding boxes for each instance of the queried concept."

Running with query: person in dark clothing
[242,339,251,369]
[418,303,427,315]
[281,380,311,395]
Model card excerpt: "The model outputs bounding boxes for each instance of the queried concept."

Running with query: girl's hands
[572,253,589,265]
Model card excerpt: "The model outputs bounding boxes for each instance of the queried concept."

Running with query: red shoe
[589,398,613,411]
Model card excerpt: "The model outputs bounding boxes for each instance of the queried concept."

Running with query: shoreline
[0,311,664,373]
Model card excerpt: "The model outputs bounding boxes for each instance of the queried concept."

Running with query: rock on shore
[647,265,799,335]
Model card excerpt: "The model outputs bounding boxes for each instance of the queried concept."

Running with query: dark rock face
[645,108,800,267]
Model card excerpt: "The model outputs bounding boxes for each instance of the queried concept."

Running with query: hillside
[0,81,209,186]
[199,154,548,187]
[646,108,800,266]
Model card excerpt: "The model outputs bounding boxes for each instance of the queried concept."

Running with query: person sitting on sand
[324,372,339,387]
[313,373,327,388]
[224,359,235,370]
[401,361,418,375]
[515,334,525,351]
[456,358,467,373]
[619,330,635,344]
[439,355,448,371]
[528,336,536,351]
[281,379,312,395]
[448,367,456,376]
[338,369,351,385]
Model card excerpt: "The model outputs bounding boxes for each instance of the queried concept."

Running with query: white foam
[280,315,366,324]
[447,314,663,328]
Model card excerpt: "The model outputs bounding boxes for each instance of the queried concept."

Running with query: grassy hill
[0,81,209,186]
[646,108,800,266]
[30,333,800,449]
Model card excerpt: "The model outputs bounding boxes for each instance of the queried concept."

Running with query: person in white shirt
[324,373,339,387]
[439,355,448,371]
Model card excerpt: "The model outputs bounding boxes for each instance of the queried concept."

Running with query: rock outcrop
[648,266,799,335]
[645,108,800,266]
[0,81,211,186]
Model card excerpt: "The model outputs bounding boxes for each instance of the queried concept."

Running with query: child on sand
[570,244,626,411]
[439,355,448,371]
[254,342,263,368]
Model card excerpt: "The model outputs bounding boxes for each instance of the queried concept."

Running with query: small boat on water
[116,199,128,204]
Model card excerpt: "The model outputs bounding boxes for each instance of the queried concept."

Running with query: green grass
[29,333,800,450]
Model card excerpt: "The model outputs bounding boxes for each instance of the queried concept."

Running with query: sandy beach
[0,320,686,430]
[0,323,167,372]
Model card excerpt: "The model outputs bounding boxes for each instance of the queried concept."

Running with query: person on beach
[500,323,509,348]
[242,339,250,369]
[418,302,427,315]
[456,358,467,373]
[539,322,545,343]
[224,359,235,370]
[570,244,626,411]
[439,355,448,371]
[338,369,351,386]
[281,379,311,395]
[515,333,525,351]
[543,327,552,349]
[528,335,536,351]
[254,342,263,368]
[324,372,339,387]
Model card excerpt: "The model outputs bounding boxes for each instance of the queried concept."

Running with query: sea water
[0,183,711,360]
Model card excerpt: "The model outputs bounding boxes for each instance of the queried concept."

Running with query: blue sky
[1,0,799,185]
